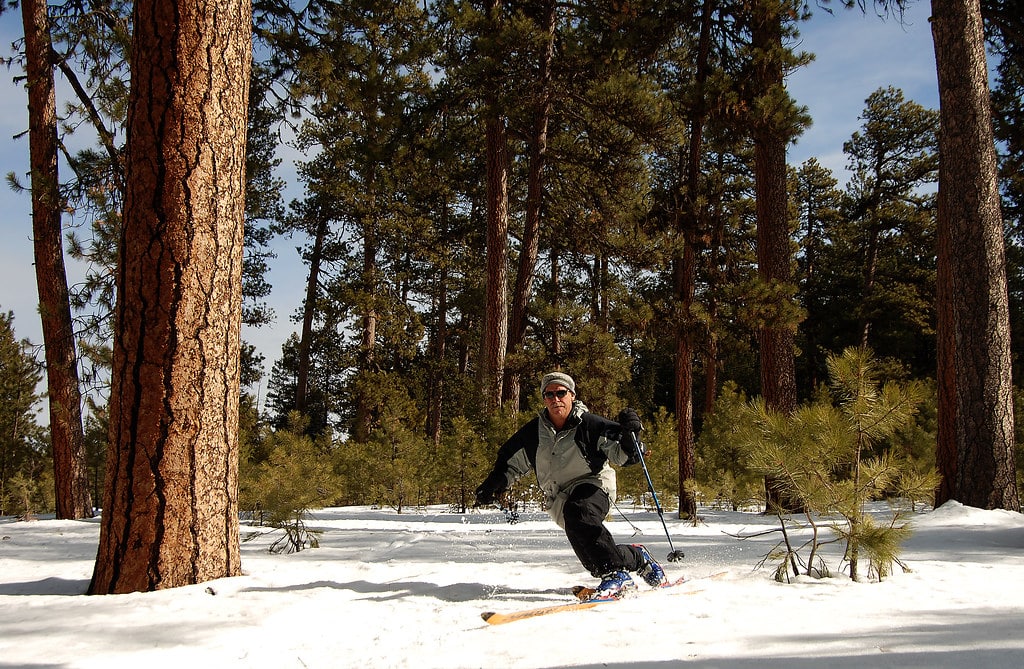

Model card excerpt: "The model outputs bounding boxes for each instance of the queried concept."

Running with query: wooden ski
[481,573,726,626]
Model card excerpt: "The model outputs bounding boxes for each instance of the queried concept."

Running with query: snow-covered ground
[2,500,1023,668]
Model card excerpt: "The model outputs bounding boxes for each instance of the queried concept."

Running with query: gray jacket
[482,401,639,527]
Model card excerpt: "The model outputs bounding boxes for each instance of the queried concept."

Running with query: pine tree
[798,89,939,383]
[932,0,1019,512]
[693,382,763,511]
[265,334,329,435]
[337,377,430,513]
[42,0,132,387]
[242,61,285,330]
[90,0,250,594]
[740,347,938,582]
[20,0,93,519]
[239,414,340,553]
[987,2,1024,384]
[433,416,493,513]
[842,87,938,355]
[503,0,556,409]
[0,310,45,516]
[792,158,844,392]
[742,0,810,420]
[266,0,436,438]
[479,0,510,413]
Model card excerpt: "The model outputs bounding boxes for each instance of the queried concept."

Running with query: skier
[474,371,667,598]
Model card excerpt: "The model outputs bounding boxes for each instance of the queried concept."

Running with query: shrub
[738,347,940,582]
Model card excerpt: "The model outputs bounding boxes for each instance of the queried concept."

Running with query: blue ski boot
[593,570,636,599]
[634,544,668,587]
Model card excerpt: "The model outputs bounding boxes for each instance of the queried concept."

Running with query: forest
[0,0,1022,591]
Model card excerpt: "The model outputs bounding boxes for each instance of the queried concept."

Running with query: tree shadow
[0,577,88,596]
[241,578,568,604]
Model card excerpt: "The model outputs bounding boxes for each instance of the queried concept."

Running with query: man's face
[543,384,574,422]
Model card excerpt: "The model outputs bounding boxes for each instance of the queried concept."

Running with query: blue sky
[787,2,938,176]
[0,2,939,392]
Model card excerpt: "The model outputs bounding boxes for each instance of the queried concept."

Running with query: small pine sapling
[239,415,340,553]
[738,347,938,581]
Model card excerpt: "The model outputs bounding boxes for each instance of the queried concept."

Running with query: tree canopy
[8,0,1023,534]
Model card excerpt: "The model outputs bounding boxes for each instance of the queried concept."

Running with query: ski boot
[592,570,636,600]
[634,544,668,587]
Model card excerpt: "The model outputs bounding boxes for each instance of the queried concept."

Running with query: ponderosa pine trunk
[674,238,698,520]
[750,5,797,418]
[673,0,716,521]
[931,0,1019,511]
[750,1,800,516]
[504,0,555,409]
[89,0,251,594]
[21,0,93,520]
[482,0,509,413]
[296,211,328,418]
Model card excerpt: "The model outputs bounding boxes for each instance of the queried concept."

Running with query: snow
[2,501,1023,668]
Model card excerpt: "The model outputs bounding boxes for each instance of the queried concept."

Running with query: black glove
[617,408,644,465]
[617,407,643,434]
[474,472,506,507]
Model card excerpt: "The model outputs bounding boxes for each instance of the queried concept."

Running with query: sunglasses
[543,389,571,400]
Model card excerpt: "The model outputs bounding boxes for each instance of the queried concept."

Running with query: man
[474,371,666,598]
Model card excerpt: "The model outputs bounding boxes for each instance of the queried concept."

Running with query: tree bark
[674,238,698,520]
[504,0,555,409]
[89,0,251,594]
[932,0,1019,511]
[750,1,799,514]
[483,112,509,412]
[21,0,93,520]
[482,0,509,413]
[296,209,328,418]
[751,6,797,418]
[426,264,448,448]
[673,0,716,521]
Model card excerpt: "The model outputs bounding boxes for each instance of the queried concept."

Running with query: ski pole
[633,437,685,562]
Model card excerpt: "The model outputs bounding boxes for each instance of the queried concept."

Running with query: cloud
[787,3,938,181]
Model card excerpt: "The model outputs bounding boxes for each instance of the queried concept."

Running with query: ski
[481,600,604,625]
[481,573,724,626]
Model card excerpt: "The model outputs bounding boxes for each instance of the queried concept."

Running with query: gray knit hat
[540,371,576,395]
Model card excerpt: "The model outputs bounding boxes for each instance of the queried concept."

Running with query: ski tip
[481,611,496,622]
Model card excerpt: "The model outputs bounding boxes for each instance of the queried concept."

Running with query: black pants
[562,483,642,577]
